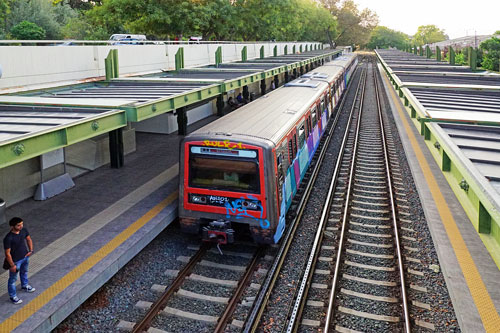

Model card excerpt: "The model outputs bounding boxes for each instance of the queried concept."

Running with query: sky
[352,0,500,39]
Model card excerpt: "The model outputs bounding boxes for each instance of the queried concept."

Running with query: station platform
[379,64,500,332]
[0,116,216,332]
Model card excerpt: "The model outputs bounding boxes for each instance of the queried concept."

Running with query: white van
[109,34,147,44]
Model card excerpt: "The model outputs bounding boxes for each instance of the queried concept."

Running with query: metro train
[179,52,358,244]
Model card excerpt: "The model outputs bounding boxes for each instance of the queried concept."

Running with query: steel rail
[374,61,412,333]
[242,64,363,333]
[214,246,266,333]
[285,64,368,333]
[132,243,210,333]
[323,62,369,332]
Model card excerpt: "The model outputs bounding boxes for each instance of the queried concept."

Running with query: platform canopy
[0,104,126,168]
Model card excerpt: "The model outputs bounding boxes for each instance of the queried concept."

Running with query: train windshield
[188,147,260,193]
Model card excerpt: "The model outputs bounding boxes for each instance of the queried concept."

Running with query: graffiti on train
[225,194,270,229]
[203,140,246,150]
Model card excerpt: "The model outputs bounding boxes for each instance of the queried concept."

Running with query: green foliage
[10,20,46,39]
[413,25,448,45]
[455,52,467,65]
[68,0,336,42]
[366,26,408,49]
[3,0,338,42]
[6,0,77,39]
[320,0,378,47]
[480,37,500,71]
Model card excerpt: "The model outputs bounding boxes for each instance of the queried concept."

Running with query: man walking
[4,217,35,304]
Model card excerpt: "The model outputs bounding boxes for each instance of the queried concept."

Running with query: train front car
[179,134,276,244]
[179,52,358,245]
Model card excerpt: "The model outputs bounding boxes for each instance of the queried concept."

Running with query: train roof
[302,53,357,83]
[190,80,329,145]
[188,53,357,146]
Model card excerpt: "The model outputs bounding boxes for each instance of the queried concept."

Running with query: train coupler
[202,220,235,245]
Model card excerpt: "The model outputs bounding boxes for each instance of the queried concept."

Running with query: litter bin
[0,198,5,225]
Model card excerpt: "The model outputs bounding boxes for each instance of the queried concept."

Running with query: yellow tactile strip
[382,70,500,331]
[0,191,177,331]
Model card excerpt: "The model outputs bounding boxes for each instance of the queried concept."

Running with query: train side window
[306,115,312,136]
[288,138,294,162]
[276,152,284,205]
[293,134,298,157]
[320,98,325,112]
[311,107,317,127]
[298,122,306,148]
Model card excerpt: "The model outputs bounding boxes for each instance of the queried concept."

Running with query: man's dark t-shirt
[3,228,29,262]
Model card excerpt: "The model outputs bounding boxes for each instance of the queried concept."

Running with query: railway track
[283,59,411,332]
[129,243,265,332]
[242,59,366,332]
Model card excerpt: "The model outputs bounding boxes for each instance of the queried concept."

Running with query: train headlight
[191,194,207,204]
[245,200,260,210]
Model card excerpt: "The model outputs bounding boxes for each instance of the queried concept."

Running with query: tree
[413,25,448,45]
[480,37,500,71]
[319,0,378,47]
[10,20,46,39]
[6,0,77,39]
[367,26,408,49]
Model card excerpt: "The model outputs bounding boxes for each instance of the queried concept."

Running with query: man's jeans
[8,256,29,298]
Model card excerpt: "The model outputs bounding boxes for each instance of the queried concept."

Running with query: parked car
[109,34,147,45]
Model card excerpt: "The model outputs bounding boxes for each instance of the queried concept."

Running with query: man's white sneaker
[10,296,22,304]
[22,285,35,293]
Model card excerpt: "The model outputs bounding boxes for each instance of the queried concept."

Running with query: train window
[307,116,312,136]
[320,98,325,112]
[293,134,298,157]
[311,107,317,127]
[298,122,306,148]
[288,138,294,162]
[189,156,260,193]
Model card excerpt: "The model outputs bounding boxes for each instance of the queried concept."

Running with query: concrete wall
[0,42,320,90]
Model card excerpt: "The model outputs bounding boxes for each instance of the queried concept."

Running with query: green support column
[215,46,222,67]
[260,46,265,59]
[469,47,477,71]
[105,56,113,81]
[419,46,424,56]
[241,46,247,62]
[426,45,431,58]
[293,45,296,54]
[284,45,288,55]
[305,45,308,52]
[175,47,184,70]
[273,45,277,57]
[300,45,303,53]
[436,46,441,61]
[112,49,119,77]
[449,46,455,65]
[105,49,119,81]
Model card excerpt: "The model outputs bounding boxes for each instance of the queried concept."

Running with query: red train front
[179,136,278,244]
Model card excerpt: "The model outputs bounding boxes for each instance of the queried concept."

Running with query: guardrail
[0,40,324,46]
